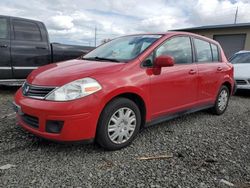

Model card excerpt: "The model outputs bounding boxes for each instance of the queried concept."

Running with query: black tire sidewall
[96,98,141,150]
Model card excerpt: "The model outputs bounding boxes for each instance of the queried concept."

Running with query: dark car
[0,15,94,85]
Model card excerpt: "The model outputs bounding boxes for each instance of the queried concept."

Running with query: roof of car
[124,31,220,46]
[0,15,43,24]
[235,50,250,54]
[166,31,220,44]
[137,31,210,36]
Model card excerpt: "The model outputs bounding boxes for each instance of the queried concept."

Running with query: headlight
[45,78,102,101]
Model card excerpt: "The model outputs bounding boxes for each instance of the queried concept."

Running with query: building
[176,23,250,58]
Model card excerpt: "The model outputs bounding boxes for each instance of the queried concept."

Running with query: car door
[10,18,50,78]
[193,38,224,103]
[148,36,198,119]
[0,17,12,79]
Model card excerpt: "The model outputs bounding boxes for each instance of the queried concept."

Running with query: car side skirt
[145,103,214,127]
[0,79,25,86]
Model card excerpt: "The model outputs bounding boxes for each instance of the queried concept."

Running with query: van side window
[155,36,192,64]
[0,18,8,39]
[194,38,213,62]
[211,43,219,62]
[13,19,42,41]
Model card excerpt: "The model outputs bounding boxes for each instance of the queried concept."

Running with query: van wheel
[96,98,141,150]
[211,85,230,115]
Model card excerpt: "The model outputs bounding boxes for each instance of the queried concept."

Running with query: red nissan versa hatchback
[13,32,234,150]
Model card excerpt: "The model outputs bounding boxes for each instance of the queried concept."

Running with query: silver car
[230,51,250,90]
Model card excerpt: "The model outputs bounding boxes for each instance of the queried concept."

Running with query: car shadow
[0,125,105,156]
[0,85,20,94]
[234,89,250,98]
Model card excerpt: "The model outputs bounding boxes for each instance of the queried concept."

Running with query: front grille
[22,82,55,99]
[21,114,39,129]
[236,79,248,85]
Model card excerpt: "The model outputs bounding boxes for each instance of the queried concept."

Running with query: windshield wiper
[82,56,120,62]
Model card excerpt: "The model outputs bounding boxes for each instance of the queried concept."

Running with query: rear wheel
[211,85,230,115]
[96,98,141,150]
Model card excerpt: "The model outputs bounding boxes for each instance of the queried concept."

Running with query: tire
[211,85,230,115]
[96,97,141,150]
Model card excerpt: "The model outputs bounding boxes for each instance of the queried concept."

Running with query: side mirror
[155,55,175,67]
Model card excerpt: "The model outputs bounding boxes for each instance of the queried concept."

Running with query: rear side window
[0,18,8,39]
[13,19,42,41]
[194,38,213,62]
[156,36,193,64]
[211,43,219,61]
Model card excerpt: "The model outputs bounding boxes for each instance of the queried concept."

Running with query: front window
[156,36,193,64]
[142,36,193,67]
[230,53,250,64]
[83,35,162,62]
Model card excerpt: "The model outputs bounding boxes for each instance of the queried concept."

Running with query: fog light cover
[46,120,64,133]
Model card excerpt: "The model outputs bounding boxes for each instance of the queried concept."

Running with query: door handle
[189,69,197,75]
[36,46,46,50]
[217,67,223,71]
[0,44,8,48]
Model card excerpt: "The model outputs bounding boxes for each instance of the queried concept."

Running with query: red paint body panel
[14,32,234,142]
[149,64,199,118]
[15,88,102,140]
[197,62,232,102]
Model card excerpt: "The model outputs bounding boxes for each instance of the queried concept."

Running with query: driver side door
[149,36,199,119]
[0,17,12,79]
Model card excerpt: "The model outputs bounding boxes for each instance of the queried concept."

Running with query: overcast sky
[1,0,250,46]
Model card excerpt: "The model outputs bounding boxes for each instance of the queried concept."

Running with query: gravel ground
[0,86,249,188]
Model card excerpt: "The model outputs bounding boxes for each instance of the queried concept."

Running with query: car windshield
[83,35,162,62]
[230,53,250,64]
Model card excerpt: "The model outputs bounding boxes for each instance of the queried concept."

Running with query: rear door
[0,17,12,79]
[149,36,199,119]
[10,18,50,78]
[193,38,224,104]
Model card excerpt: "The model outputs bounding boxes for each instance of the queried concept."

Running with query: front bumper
[14,88,101,141]
[235,78,250,90]
[236,84,250,90]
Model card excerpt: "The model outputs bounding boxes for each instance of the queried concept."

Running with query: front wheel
[96,98,141,150]
[211,85,230,115]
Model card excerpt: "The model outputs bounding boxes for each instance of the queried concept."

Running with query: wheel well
[112,93,146,128]
[222,81,232,94]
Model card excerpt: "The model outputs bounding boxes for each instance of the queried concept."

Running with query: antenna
[94,26,97,47]
[234,6,238,24]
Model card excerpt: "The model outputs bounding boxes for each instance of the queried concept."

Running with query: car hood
[27,59,125,86]
[233,63,250,78]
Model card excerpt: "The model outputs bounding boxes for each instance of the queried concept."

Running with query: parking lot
[0,86,249,187]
